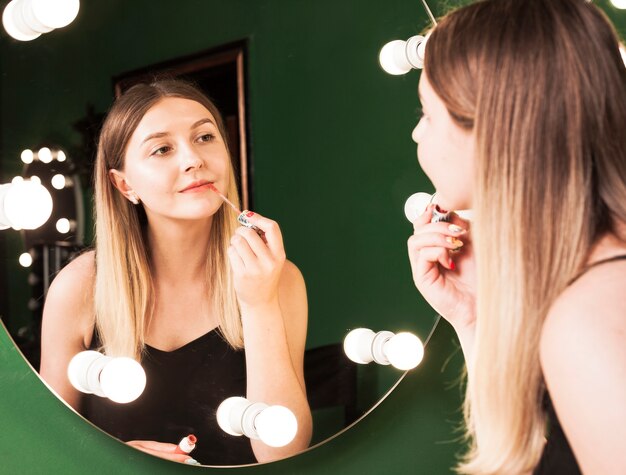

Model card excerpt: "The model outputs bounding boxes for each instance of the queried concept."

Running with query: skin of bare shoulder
[39,250,96,411]
[540,260,626,474]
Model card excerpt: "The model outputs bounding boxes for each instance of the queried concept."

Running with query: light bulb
[19,252,33,267]
[344,328,425,370]
[56,150,67,162]
[383,332,424,370]
[20,149,34,164]
[216,397,298,447]
[30,176,41,184]
[11,176,24,184]
[30,0,79,29]
[68,351,146,404]
[38,147,52,163]
[51,174,67,190]
[379,40,413,75]
[99,357,147,404]
[0,181,53,230]
[610,0,626,9]
[2,0,41,41]
[56,218,71,234]
[404,192,433,222]
[379,35,427,75]
[255,405,298,448]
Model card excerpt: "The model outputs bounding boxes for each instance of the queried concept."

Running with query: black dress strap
[568,254,626,286]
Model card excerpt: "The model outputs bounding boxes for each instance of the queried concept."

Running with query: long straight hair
[424,0,626,473]
[94,79,243,359]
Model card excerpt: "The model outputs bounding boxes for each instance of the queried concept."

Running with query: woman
[40,79,312,465]
[407,0,626,473]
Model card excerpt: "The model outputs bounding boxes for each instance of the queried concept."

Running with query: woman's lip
[180,182,213,193]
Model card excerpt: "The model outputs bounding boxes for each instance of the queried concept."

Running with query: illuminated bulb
[56,218,71,233]
[379,35,428,75]
[30,0,80,29]
[0,181,53,230]
[216,396,298,447]
[11,176,24,184]
[38,147,52,163]
[610,0,626,9]
[20,149,34,164]
[51,174,67,190]
[343,328,424,370]
[30,176,41,184]
[2,0,41,41]
[404,192,473,222]
[19,252,33,267]
[56,150,67,162]
[67,351,146,404]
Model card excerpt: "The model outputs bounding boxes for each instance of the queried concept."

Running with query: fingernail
[246,211,254,217]
[185,458,201,465]
[435,204,449,214]
[449,259,456,270]
[446,236,464,247]
[448,224,465,234]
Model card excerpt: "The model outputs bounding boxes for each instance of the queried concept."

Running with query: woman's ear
[109,169,140,205]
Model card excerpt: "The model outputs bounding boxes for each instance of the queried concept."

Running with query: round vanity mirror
[0,0,446,467]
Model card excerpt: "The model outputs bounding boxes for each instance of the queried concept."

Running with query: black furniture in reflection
[304,342,360,430]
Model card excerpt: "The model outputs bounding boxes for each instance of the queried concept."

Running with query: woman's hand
[407,204,476,330]
[126,440,199,464]
[227,212,286,309]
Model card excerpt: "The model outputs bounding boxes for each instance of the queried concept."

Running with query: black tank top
[84,328,257,465]
[534,254,626,474]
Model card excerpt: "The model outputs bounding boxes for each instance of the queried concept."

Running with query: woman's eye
[197,133,216,143]
[151,146,172,156]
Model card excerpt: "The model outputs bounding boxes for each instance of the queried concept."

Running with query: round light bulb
[404,192,433,222]
[255,405,298,447]
[343,328,376,364]
[20,149,34,164]
[30,0,80,29]
[3,181,53,229]
[51,174,67,190]
[19,252,33,267]
[2,0,41,41]
[56,150,67,162]
[11,176,24,184]
[30,176,41,184]
[379,40,412,75]
[383,332,424,370]
[610,0,626,9]
[56,218,70,234]
[99,357,146,404]
[38,147,52,163]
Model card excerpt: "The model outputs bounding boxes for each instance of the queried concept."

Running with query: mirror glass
[0,0,451,467]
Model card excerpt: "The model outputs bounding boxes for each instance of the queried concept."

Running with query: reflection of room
[3,0,625,472]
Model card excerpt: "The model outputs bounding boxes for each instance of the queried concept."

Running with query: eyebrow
[140,118,216,146]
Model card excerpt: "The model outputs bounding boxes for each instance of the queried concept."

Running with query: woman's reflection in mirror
[39,79,312,465]
[407,0,626,473]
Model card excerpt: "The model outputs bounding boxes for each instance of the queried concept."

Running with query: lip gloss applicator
[175,434,197,455]
[207,183,267,241]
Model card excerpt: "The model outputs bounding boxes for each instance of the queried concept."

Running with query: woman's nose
[180,148,203,172]
[412,120,425,144]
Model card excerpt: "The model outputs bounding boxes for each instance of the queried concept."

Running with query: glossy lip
[179,180,214,193]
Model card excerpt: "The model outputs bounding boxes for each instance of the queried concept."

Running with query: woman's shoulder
[43,249,96,345]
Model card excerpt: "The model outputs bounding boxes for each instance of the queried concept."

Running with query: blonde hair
[94,79,243,359]
[424,0,626,473]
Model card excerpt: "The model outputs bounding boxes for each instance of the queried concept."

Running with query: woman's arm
[540,264,626,475]
[228,215,312,463]
[40,251,96,413]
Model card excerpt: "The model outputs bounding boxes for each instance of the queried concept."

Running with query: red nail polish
[449,260,456,270]
[246,211,254,217]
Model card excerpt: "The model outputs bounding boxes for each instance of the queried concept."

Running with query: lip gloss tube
[175,434,197,454]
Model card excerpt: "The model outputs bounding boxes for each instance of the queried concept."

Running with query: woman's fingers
[242,213,285,258]
[126,440,194,463]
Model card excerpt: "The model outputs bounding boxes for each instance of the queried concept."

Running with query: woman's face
[112,97,231,223]
[412,73,475,211]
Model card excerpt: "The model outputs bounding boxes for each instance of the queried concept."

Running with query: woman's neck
[146,217,214,284]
